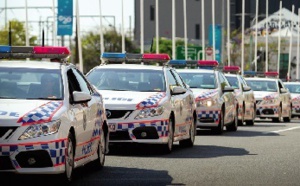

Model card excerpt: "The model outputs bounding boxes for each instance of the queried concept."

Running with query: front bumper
[292,105,300,116]
[108,119,170,143]
[256,103,280,118]
[196,106,220,127]
[0,138,67,174]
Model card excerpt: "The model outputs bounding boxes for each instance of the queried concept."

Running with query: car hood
[0,99,64,126]
[191,89,218,100]
[99,90,167,110]
[253,91,278,100]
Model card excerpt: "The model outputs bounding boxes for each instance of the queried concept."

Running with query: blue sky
[0,0,134,37]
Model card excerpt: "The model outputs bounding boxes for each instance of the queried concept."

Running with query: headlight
[197,96,218,107]
[19,120,61,140]
[135,106,164,119]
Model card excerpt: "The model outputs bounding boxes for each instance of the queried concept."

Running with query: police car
[0,46,109,181]
[86,53,196,153]
[283,81,300,118]
[244,72,291,122]
[169,60,238,134]
[223,66,256,125]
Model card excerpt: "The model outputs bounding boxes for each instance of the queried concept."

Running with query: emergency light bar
[0,45,70,59]
[101,52,171,64]
[223,66,241,74]
[197,60,219,69]
[169,60,187,66]
[243,71,256,77]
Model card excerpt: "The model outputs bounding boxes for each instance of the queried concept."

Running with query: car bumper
[292,105,300,116]
[256,104,280,118]
[0,138,67,174]
[196,107,220,127]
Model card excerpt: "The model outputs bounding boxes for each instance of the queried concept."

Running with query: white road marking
[271,126,300,133]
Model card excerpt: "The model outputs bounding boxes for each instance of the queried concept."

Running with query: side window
[72,69,92,94]
[67,68,91,102]
[171,70,186,88]
[218,72,229,89]
[278,80,284,92]
[238,75,247,89]
[166,70,178,89]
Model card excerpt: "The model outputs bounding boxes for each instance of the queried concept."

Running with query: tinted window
[225,76,239,89]
[246,80,277,92]
[178,72,216,89]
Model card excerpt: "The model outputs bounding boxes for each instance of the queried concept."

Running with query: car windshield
[0,67,63,100]
[284,84,300,94]
[86,68,166,92]
[245,80,277,92]
[178,72,216,89]
[225,76,239,89]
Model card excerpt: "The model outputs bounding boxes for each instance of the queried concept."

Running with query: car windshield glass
[225,76,239,89]
[0,67,63,100]
[86,68,166,92]
[284,84,300,94]
[245,80,277,92]
[178,72,216,89]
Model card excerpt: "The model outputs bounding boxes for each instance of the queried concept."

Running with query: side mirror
[171,86,186,95]
[73,91,92,103]
[280,88,288,93]
[223,86,234,93]
[243,86,252,92]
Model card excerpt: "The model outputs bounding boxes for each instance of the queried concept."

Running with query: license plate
[108,123,117,132]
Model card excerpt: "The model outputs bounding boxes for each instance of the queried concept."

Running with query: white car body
[245,77,291,122]
[283,82,300,117]
[224,74,256,125]
[86,64,196,152]
[176,68,238,134]
[0,60,108,178]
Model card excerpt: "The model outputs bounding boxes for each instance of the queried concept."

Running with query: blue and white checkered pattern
[117,119,169,138]
[136,93,166,109]
[198,110,220,123]
[18,101,63,125]
[263,93,278,100]
[0,139,67,169]
[257,106,278,115]
[196,90,218,100]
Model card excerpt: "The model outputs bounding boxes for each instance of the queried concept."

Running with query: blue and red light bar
[101,52,171,64]
[0,45,70,59]
[223,66,241,73]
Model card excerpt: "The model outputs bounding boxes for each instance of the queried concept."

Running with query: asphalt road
[3,119,300,186]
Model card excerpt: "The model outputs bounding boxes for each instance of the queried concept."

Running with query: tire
[212,110,224,134]
[245,105,255,126]
[162,117,174,153]
[92,131,106,169]
[272,105,282,123]
[179,116,196,148]
[237,105,244,126]
[283,105,292,122]
[65,132,75,182]
[227,108,238,132]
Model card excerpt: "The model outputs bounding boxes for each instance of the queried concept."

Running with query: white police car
[283,82,300,118]
[0,46,109,181]
[245,72,291,122]
[223,66,256,125]
[86,53,196,153]
[169,60,238,134]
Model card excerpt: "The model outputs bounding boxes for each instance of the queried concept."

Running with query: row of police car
[1,46,299,182]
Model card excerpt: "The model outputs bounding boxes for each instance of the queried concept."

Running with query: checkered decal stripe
[263,93,278,100]
[136,93,166,109]
[0,139,67,168]
[195,90,218,101]
[293,96,300,100]
[18,101,63,126]
[197,110,220,123]
[117,119,169,137]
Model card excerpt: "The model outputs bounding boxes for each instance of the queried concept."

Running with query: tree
[77,30,138,73]
[0,20,37,46]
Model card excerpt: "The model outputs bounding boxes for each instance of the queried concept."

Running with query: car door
[278,80,291,116]
[218,72,235,124]
[67,68,100,159]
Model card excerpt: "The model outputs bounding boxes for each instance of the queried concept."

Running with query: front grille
[0,127,18,140]
[109,131,131,141]
[132,127,159,139]
[262,109,274,115]
[106,110,133,119]
[199,118,215,123]
[0,156,14,170]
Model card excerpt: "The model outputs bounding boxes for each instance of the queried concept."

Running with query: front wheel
[212,110,224,134]
[227,108,238,132]
[162,118,174,153]
[92,131,106,169]
[179,117,196,147]
[65,132,75,182]
[283,105,292,122]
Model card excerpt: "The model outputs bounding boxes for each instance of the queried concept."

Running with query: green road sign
[176,46,203,60]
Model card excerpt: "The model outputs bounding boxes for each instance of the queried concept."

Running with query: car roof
[92,64,165,70]
[174,68,216,73]
[283,82,300,85]
[244,77,278,82]
[224,74,238,77]
[0,60,64,70]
